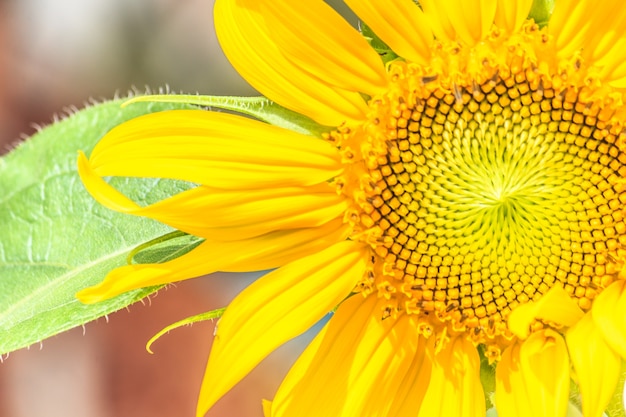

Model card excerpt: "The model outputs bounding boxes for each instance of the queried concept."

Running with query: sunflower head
[77,1,626,417]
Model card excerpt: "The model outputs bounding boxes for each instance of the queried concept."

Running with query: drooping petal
[80,167,348,241]
[214,0,369,125]
[507,285,584,339]
[591,280,626,359]
[495,342,534,417]
[259,0,388,95]
[520,329,570,417]
[196,241,370,417]
[422,0,497,45]
[345,0,433,64]
[77,218,349,303]
[80,110,342,189]
[494,0,533,33]
[269,295,432,417]
[417,336,485,417]
[566,313,621,417]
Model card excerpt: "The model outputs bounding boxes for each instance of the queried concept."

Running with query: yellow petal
[77,218,348,303]
[196,241,370,417]
[508,285,584,339]
[494,0,533,33]
[422,0,497,45]
[262,400,272,417]
[566,313,621,417]
[214,0,369,126]
[419,0,457,43]
[520,329,570,417]
[417,336,485,417]
[260,1,388,95]
[270,295,431,417]
[344,0,433,64]
[85,180,348,241]
[81,110,342,189]
[496,331,570,417]
[495,342,534,417]
[549,0,601,57]
[386,334,432,416]
[591,280,626,359]
[581,2,626,64]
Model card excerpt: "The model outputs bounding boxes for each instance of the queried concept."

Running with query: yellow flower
[77,0,626,416]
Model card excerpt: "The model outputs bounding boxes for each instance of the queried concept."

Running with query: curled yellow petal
[508,285,584,339]
[519,329,570,417]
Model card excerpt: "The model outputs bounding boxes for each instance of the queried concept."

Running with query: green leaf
[0,98,199,355]
[528,0,555,27]
[123,95,331,137]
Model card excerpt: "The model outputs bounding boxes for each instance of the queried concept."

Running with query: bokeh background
[0,0,354,416]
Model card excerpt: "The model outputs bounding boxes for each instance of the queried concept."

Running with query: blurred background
[0,0,353,416]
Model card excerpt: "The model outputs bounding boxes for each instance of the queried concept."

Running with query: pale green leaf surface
[0,98,199,354]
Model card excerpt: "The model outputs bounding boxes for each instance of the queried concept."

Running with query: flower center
[330,25,626,346]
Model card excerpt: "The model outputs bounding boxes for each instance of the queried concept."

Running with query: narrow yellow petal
[581,1,626,64]
[345,0,433,64]
[77,218,348,303]
[196,241,370,417]
[103,182,348,241]
[591,280,626,359]
[494,0,533,32]
[387,335,433,416]
[435,0,497,45]
[84,110,342,189]
[508,285,584,339]
[270,296,431,417]
[566,313,621,417]
[495,342,534,417]
[214,0,368,125]
[419,0,457,42]
[260,1,388,95]
[519,329,570,417]
[417,336,485,417]
[549,0,598,57]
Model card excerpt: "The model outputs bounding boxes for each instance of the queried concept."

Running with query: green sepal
[123,95,330,137]
[478,346,496,409]
[0,98,199,355]
[359,21,399,66]
[528,0,555,27]
[146,307,226,354]
[127,230,204,265]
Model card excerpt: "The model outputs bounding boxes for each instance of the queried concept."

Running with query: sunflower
[77,0,626,416]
